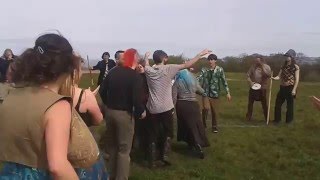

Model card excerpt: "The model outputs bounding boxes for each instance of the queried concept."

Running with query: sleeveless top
[75,89,93,127]
[0,86,99,169]
[281,65,297,86]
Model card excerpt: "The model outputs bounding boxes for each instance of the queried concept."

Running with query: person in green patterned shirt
[198,54,231,133]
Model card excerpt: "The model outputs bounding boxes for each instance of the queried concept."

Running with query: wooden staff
[267,72,273,125]
[87,55,94,87]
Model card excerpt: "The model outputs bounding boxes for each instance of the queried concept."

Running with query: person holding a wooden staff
[272,49,300,124]
[246,56,272,121]
[91,52,116,85]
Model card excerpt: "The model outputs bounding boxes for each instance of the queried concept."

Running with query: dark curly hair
[11,33,78,85]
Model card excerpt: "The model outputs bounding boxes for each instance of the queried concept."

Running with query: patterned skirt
[0,156,108,180]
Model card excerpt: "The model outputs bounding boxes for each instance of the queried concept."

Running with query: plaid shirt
[198,66,230,98]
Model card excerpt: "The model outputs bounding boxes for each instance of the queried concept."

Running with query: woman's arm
[292,65,300,96]
[84,90,104,125]
[45,100,78,180]
[272,69,282,80]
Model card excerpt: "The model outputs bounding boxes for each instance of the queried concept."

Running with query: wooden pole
[87,55,94,87]
[267,72,273,125]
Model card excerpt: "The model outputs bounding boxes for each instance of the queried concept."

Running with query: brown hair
[11,34,78,85]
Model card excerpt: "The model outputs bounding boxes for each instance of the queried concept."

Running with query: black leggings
[274,85,295,123]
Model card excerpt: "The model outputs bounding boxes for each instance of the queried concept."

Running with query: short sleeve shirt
[145,64,181,114]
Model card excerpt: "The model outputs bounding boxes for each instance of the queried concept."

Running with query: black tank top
[75,89,93,127]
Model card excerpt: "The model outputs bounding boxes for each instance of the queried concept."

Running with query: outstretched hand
[144,52,151,59]
[198,49,212,57]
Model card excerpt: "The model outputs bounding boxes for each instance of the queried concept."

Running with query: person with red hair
[99,48,145,180]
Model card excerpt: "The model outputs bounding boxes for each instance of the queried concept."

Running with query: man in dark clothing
[0,49,15,83]
[99,48,144,180]
[92,52,116,85]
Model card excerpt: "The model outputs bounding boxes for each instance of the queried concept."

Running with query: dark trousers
[147,109,174,158]
[274,85,295,123]
[246,89,268,121]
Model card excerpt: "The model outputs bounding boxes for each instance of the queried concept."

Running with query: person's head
[207,54,218,67]
[115,50,125,65]
[102,52,110,61]
[153,50,168,65]
[11,33,78,87]
[123,48,139,69]
[284,49,296,65]
[3,49,14,60]
[176,69,196,91]
[281,49,297,70]
[254,56,265,66]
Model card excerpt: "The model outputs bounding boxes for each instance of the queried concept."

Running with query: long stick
[267,72,273,125]
[87,55,94,86]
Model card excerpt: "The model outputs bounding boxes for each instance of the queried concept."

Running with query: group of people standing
[0,32,316,180]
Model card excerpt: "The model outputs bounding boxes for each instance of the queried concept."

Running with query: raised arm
[45,100,78,180]
[292,65,300,96]
[144,52,151,67]
[178,49,212,70]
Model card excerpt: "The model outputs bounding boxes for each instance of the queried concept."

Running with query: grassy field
[1,73,318,179]
[80,72,320,180]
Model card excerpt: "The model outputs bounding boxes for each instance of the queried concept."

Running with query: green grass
[80,72,320,180]
[2,72,319,179]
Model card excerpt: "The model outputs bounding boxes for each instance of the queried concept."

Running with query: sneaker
[212,127,218,133]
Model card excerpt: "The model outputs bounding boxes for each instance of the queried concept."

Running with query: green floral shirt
[198,66,230,98]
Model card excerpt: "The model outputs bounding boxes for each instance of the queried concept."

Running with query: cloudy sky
[0,0,319,60]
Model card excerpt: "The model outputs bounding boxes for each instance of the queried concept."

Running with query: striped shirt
[145,64,181,114]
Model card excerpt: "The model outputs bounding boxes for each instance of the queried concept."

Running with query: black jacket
[0,58,13,83]
[93,59,116,85]
[99,66,144,117]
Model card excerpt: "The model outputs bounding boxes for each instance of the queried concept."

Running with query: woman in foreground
[173,69,210,159]
[0,34,101,179]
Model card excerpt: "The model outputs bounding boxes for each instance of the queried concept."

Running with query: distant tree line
[166,53,320,82]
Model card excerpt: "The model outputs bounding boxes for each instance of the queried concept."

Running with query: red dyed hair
[123,48,137,68]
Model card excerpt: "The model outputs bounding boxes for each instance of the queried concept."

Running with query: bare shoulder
[45,99,71,121]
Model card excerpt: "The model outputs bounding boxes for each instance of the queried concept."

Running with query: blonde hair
[59,55,83,98]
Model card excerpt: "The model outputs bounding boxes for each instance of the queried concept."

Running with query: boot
[194,144,205,159]
[202,109,208,128]
[148,142,157,168]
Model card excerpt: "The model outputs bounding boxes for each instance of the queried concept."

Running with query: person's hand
[292,90,296,96]
[7,54,13,60]
[140,110,146,119]
[271,76,280,80]
[227,94,232,102]
[198,49,212,57]
[144,52,151,59]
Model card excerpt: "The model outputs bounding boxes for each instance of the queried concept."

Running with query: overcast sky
[0,0,319,59]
